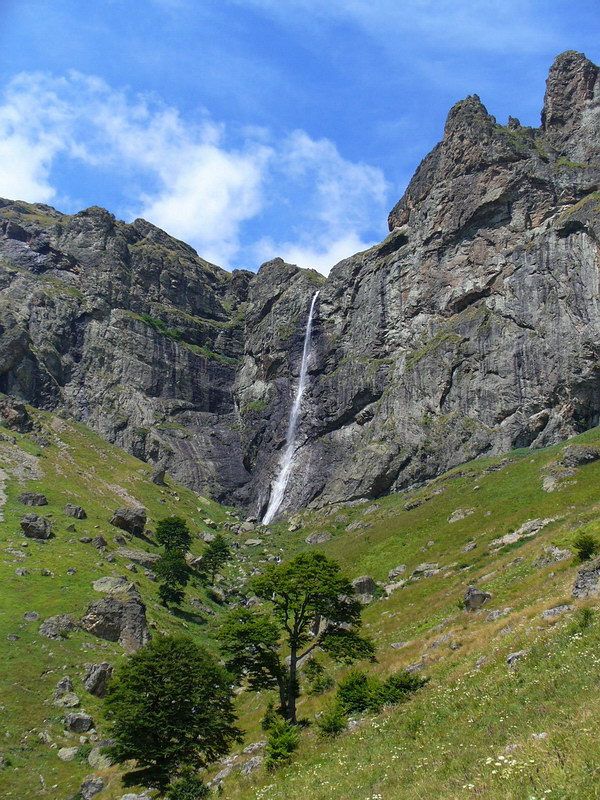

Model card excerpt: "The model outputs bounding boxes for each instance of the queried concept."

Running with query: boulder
[80,594,151,653]
[0,396,32,432]
[352,575,377,604]
[241,755,263,774]
[572,556,600,599]
[388,564,406,580]
[448,508,475,523]
[92,576,134,594]
[384,580,405,595]
[463,585,491,611]
[559,445,600,468]
[82,662,114,697]
[506,650,528,668]
[58,746,79,762]
[533,545,572,567]
[64,504,87,519]
[541,604,574,620]
[305,532,332,545]
[411,562,439,578]
[149,467,166,485]
[23,611,39,621]
[39,614,79,640]
[53,692,81,708]
[64,712,94,733]
[20,513,52,539]
[110,507,147,536]
[115,547,160,569]
[92,535,107,550]
[18,492,48,506]
[80,775,105,800]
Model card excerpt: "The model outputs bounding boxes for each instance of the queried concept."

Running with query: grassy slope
[1,408,600,799]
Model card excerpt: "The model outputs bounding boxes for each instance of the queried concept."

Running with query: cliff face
[1,51,599,516]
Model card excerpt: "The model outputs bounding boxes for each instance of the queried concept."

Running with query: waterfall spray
[262,291,319,524]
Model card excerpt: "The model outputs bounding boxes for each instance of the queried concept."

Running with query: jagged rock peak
[541,50,599,151]
[443,93,496,139]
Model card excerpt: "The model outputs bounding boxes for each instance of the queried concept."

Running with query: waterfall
[262,291,320,524]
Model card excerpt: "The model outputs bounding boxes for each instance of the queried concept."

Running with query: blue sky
[0,0,598,273]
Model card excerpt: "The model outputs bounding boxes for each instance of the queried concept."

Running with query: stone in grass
[305,531,332,545]
[80,775,105,800]
[39,614,79,640]
[463,585,491,611]
[82,663,114,698]
[15,568,29,576]
[506,650,528,668]
[18,492,48,506]
[110,507,147,536]
[54,693,81,708]
[58,746,79,762]
[54,676,73,696]
[64,712,94,733]
[92,576,133,594]
[388,564,407,580]
[80,594,151,653]
[64,504,87,519]
[23,611,39,621]
[572,556,600,599]
[20,513,52,539]
[541,604,574,620]
[352,575,377,604]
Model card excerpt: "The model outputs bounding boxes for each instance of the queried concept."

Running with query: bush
[166,774,209,800]
[573,532,599,561]
[315,702,348,738]
[304,658,334,696]
[156,517,192,552]
[569,606,594,634]
[336,669,428,715]
[264,716,300,771]
[261,700,280,732]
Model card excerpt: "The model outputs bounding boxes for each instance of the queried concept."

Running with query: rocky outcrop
[20,513,52,539]
[0,51,599,517]
[110,507,147,536]
[572,556,600,598]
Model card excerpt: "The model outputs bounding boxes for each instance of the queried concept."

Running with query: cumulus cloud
[0,71,388,270]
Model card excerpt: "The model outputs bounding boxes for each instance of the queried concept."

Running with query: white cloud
[253,231,376,275]
[0,71,389,271]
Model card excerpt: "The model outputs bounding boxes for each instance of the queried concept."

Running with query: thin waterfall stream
[262,291,320,524]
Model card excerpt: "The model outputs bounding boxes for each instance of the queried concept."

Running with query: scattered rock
[390,641,410,649]
[305,532,332,545]
[39,614,79,640]
[64,712,94,733]
[115,547,160,569]
[15,567,29,576]
[80,775,105,800]
[20,513,52,539]
[23,611,39,621]
[462,541,477,553]
[54,676,74,695]
[241,755,263,774]
[490,518,555,549]
[506,650,528,668]
[242,740,266,755]
[411,562,439,578]
[82,663,114,697]
[448,508,475,523]
[58,746,79,761]
[388,564,406,580]
[572,556,600,599]
[244,538,263,546]
[81,594,151,653]
[559,445,600,468]
[541,604,574,620]
[486,607,513,621]
[110,507,147,536]
[92,576,134,594]
[384,580,405,595]
[201,531,216,543]
[92,536,107,550]
[64,504,87,519]
[18,492,48,506]
[533,545,572,567]
[7,634,19,641]
[53,692,81,708]
[404,498,423,511]
[346,520,371,531]
[531,732,548,740]
[463,585,491,611]
[80,537,93,544]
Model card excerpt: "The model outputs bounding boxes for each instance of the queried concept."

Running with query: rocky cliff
[1,51,599,517]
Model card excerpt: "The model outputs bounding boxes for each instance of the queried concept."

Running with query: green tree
[195,533,231,584]
[155,549,190,608]
[220,552,374,723]
[573,532,599,561]
[156,517,192,552]
[105,635,241,792]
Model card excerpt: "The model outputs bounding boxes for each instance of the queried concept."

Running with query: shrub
[260,700,280,732]
[379,671,429,705]
[336,669,428,715]
[304,658,334,696]
[336,669,377,714]
[573,532,599,561]
[264,717,300,771]
[315,702,348,738]
[569,607,594,634]
[166,774,209,800]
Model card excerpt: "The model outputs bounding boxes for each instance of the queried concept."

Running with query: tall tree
[155,549,190,608]
[195,533,231,584]
[220,552,374,723]
[156,517,192,552]
[105,635,241,791]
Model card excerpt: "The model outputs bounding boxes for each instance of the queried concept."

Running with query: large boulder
[305,532,332,545]
[572,556,600,599]
[64,503,87,519]
[80,775,104,800]
[64,712,94,733]
[18,492,48,506]
[92,576,134,594]
[110,507,147,536]
[82,662,114,697]
[39,614,79,640]
[352,575,378,604]
[20,513,52,539]
[0,396,32,432]
[463,585,491,611]
[559,445,600,468]
[80,594,151,653]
